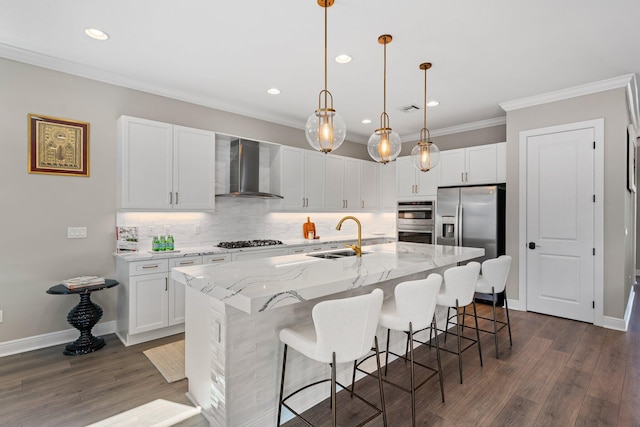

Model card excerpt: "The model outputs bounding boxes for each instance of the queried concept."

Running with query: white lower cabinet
[117,256,203,346]
[168,257,203,326]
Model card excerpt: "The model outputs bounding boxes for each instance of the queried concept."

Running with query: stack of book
[61,276,105,290]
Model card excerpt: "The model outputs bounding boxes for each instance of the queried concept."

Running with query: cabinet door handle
[416,185,419,193]
[175,192,179,205]
[361,200,364,209]
[461,172,464,182]
[169,192,173,204]
[465,172,468,182]
[209,257,226,263]
[142,264,159,269]
[165,277,168,291]
[306,198,309,207]
[302,198,305,208]
[179,261,195,265]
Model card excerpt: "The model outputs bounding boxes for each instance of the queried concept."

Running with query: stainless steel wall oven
[397,201,435,244]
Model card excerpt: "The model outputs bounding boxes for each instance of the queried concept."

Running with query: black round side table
[47,279,119,356]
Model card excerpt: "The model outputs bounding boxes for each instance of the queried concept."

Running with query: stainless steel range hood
[216,139,283,199]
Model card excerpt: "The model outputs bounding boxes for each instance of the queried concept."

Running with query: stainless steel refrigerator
[436,185,505,264]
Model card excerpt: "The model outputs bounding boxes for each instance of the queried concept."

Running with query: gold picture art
[28,114,90,176]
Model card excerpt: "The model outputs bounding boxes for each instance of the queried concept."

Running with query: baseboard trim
[506,298,525,311]
[0,320,116,358]
[603,286,636,332]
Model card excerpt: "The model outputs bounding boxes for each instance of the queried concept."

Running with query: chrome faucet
[335,216,362,257]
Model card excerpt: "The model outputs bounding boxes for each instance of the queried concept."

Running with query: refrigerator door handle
[457,203,463,246]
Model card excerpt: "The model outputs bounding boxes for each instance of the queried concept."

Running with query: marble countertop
[113,234,392,262]
[171,242,484,314]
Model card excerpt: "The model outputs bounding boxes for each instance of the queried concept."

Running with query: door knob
[528,242,536,250]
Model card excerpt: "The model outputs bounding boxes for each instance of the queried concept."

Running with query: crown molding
[0,43,308,133]
[400,116,506,143]
[499,74,637,112]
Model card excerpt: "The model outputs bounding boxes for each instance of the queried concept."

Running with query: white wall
[0,58,376,344]
[505,88,633,319]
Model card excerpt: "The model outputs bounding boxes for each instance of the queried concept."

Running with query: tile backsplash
[116,198,396,251]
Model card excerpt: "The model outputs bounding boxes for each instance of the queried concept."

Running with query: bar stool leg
[277,344,288,426]
[444,306,452,344]
[374,336,388,427]
[455,300,463,384]
[491,286,500,359]
[473,301,483,367]
[409,322,416,427]
[505,288,513,346]
[385,328,391,376]
[432,316,445,403]
[331,352,337,427]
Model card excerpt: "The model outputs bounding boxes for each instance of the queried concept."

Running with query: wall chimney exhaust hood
[216,139,283,199]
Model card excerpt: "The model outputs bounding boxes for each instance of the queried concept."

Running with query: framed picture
[28,114,90,176]
[628,124,636,193]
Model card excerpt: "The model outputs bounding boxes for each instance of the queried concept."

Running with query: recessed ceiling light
[84,28,109,41]
[267,88,281,95]
[361,118,372,124]
[335,54,352,64]
[427,100,440,107]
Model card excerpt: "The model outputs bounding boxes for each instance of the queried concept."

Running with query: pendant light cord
[383,39,387,115]
[323,3,328,108]
[423,66,427,129]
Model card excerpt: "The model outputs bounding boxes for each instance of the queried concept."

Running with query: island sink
[306,250,370,259]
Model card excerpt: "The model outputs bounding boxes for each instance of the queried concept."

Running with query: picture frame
[628,124,636,193]
[28,114,90,176]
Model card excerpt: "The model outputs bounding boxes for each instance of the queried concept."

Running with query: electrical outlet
[67,227,87,239]
[194,224,201,235]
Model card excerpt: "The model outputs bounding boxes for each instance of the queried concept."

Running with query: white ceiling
[2,0,640,143]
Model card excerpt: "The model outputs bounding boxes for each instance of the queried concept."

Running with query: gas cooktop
[216,239,284,249]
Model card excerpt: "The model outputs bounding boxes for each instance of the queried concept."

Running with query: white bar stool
[436,262,482,384]
[471,255,512,359]
[277,288,387,427]
[358,274,444,427]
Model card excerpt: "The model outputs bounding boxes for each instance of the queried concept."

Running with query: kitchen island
[171,242,483,427]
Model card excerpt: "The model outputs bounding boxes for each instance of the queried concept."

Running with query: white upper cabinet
[118,116,215,210]
[325,156,361,210]
[343,158,361,210]
[359,160,378,210]
[379,161,397,210]
[278,146,325,210]
[396,156,439,200]
[439,144,502,187]
[276,146,382,212]
[172,126,217,210]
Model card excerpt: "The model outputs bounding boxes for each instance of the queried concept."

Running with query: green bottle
[159,235,166,251]
[166,235,174,251]
[152,235,160,251]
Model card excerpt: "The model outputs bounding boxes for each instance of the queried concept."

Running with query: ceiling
[2,0,640,144]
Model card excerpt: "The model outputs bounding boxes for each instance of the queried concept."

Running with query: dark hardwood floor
[2,285,640,426]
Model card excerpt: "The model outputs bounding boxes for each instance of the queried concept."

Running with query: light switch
[67,227,87,239]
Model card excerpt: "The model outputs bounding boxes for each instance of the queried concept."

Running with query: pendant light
[305,0,346,153]
[367,34,401,164]
[411,62,440,172]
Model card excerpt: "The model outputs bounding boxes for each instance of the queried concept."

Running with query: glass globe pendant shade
[367,128,401,164]
[411,141,440,172]
[305,108,346,153]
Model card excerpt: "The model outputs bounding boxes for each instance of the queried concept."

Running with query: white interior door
[525,127,595,322]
